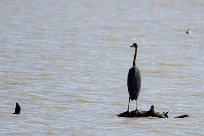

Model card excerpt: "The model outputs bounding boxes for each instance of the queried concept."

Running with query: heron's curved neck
[133,47,137,66]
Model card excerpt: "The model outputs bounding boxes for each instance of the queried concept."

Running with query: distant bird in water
[186,28,191,35]
[127,43,141,112]
[13,102,21,114]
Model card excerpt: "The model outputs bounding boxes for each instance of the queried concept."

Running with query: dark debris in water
[117,105,168,118]
[117,105,189,118]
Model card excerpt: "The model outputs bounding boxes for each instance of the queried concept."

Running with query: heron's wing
[127,66,141,100]
[135,67,141,100]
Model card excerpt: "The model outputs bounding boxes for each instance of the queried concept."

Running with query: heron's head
[130,43,138,48]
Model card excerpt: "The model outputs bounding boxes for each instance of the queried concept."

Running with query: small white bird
[186,28,191,35]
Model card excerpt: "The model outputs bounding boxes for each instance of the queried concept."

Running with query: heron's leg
[127,97,130,112]
[136,100,138,111]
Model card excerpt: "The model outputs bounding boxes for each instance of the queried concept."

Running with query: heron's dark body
[127,66,141,101]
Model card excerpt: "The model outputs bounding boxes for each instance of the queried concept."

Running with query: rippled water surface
[0,0,204,135]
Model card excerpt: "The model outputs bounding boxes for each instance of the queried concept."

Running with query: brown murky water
[0,0,204,135]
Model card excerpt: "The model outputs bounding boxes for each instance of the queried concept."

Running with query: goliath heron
[127,43,141,112]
